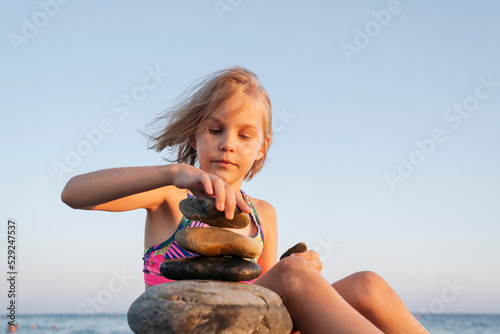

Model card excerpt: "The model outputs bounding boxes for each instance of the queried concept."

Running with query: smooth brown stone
[175,227,262,259]
[279,242,308,260]
[179,197,249,229]
[160,256,262,281]
[127,280,293,334]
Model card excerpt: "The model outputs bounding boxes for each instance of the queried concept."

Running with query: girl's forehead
[211,95,267,128]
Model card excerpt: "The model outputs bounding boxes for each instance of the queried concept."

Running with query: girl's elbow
[61,182,82,209]
[60,188,77,208]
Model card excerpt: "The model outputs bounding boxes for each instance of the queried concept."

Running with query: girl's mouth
[213,160,236,167]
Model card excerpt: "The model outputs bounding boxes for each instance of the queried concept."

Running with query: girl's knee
[345,271,390,312]
[278,255,316,276]
[353,271,387,290]
[274,256,318,292]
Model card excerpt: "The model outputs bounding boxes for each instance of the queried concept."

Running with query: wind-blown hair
[147,66,272,181]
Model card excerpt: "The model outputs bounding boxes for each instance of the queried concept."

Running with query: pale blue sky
[1,1,499,315]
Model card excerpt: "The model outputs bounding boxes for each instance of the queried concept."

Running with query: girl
[62,67,428,334]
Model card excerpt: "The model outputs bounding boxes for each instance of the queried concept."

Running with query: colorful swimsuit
[142,190,265,286]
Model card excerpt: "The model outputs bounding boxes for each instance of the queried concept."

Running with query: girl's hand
[291,250,323,274]
[170,164,251,219]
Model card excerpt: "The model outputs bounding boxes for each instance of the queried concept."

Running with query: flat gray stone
[175,227,262,259]
[160,256,262,281]
[127,280,293,334]
[179,197,250,229]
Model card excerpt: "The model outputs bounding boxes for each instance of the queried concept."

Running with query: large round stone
[127,280,293,334]
[175,227,262,259]
[179,197,250,229]
[160,256,262,281]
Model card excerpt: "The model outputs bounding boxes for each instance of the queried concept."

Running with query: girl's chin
[209,171,245,185]
[200,165,248,184]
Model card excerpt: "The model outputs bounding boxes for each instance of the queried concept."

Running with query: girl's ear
[189,136,197,151]
[256,134,271,161]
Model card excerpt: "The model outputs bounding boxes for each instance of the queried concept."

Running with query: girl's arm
[61,164,251,216]
[61,165,177,210]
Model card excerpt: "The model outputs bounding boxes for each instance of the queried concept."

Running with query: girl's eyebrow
[206,117,222,123]
[207,117,258,131]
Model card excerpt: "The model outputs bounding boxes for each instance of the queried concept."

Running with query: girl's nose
[219,133,236,152]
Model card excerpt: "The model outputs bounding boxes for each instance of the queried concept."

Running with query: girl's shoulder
[246,195,276,224]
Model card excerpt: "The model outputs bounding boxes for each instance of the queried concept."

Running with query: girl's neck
[230,179,244,194]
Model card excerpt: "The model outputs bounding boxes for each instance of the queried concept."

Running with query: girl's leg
[254,256,383,334]
[332,271,428,334]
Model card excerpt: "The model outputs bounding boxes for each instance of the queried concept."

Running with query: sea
[3,313,500,333]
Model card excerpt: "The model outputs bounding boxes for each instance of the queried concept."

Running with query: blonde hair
[148,66,272,181]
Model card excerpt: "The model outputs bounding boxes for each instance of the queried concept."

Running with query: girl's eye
[208,129,222,134]
[239,134,251,140]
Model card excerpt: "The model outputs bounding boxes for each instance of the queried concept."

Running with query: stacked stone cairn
[161,196,263,282]
[128,197,302,334]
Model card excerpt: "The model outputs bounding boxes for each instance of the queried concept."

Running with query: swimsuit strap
[240,190,264,238]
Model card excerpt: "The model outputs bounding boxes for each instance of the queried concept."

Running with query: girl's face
[191,94,269,189]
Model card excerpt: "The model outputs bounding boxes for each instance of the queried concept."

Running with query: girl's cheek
[242,145,261,155]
